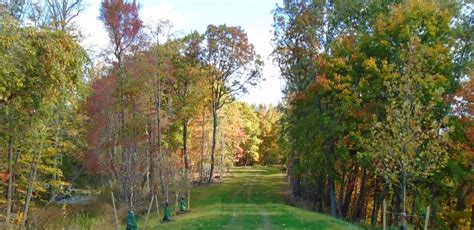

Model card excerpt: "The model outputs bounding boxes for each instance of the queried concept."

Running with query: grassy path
[142,166,360,229]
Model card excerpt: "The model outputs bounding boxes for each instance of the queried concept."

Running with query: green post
[180,196,187,212]
[163,202,171,221]
[126,210,137,230]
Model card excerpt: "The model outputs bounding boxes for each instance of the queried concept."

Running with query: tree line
[0,0,283,227]
[272,0,472,229]
[1,0,472,229]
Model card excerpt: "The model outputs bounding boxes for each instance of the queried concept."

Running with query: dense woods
[0,0,472,229]
[273,0,472,229]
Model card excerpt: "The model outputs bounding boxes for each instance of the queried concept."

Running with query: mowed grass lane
[141,166,360,229]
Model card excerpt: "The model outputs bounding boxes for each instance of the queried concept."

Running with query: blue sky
[76,0,284,105]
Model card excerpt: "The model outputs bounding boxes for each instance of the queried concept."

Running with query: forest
[274,0,473,229]
[0,0,472,229]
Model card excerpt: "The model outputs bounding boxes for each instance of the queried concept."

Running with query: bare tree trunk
[337,165,346,217]
[353,169,367,221]
[144,195,155,229]
[401,169,407,230]
[220,131,224,178]
[324,139,338,217]
[6,138,13,222]
[182,118,189,170]
[328,174,337,217]
[148,113,155,198]
[164,92,173,206]
[174,191,179,216]
[118,66,130,207]
[128,95,140,211]
[371,189,379,226]
[208,103,218,183]
[107,120,119,188]
[372,182,387,226]
[342,166,357,218]
[166,183,169,203]
[157,79,165,196]
[200,109,205,183]
[50,127,59,201]
[393,188,401,226]
[111,191,119,229]
[317,176,325,212]
[154,194,160,218]
[21,136,45,227]
[187,188,191,210]
[290,157,302,197]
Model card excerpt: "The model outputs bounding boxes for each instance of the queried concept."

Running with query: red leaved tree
[99,0,143,210]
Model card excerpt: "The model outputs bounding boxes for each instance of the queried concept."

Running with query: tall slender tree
[99,0,142,209]
[202,24,262,182]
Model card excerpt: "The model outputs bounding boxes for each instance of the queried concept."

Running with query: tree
[0,0,31,23]
[221,102,261,166]
[202,24,262,182]
[0,12,87,225]
[172,32,207,172]
[257,105,282,165]
[365,61,450,229]
[45,0,85,32]
[273,0,471,227]
[98,0,142,210]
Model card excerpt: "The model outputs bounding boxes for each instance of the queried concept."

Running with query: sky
[75,0,284,105]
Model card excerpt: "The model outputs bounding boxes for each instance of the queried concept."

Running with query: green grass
[140,166,360,229]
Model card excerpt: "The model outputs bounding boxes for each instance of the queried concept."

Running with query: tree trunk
[401,170,407,230]
[147,122,155,198]
[157,80,165,196]
[6,138,13,222]
[393,189,401,226]
[220,131,225,178]
[107,122,119,190]
[428,182,438,230]
[182,118,189,170]
[372,182,387,226]
[187,188,191,210]
[337,163,346,217]
[21,136,45,227]
[146,95,155,198]
[328,174,338,217]
[353,169,367,221]
[200,108,205,183]
[164,92,173,204]
[129,96,139,211]
[290,157,302,197]
[174,191,179,216]
[410,192,416,224]
[342,163,357,218]
[324,139,338,217]
[312,183,318,211]
[118,67,130,207]
[208,103,218,183]
[342,175,356,218]
[318,176,325,212]
[50,129,59,201]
